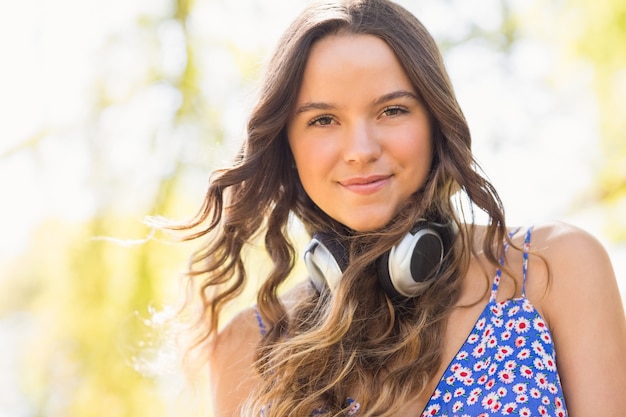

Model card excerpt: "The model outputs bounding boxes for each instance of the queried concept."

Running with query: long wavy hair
[171,0,508,415]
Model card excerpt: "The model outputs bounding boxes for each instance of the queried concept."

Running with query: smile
[338,175,391,195]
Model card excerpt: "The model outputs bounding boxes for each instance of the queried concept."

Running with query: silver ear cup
[385,228,444,298]
[303,237,344,294]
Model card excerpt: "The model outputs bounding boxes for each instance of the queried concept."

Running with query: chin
[342,217,392,233]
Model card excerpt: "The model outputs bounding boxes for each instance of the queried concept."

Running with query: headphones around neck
[303,221,456,300]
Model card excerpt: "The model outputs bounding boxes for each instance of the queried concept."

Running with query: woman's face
[287,33,432,232]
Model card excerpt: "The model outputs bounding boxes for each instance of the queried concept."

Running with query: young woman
[173,1,626,415]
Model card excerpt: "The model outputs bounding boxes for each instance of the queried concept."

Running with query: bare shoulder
[525,221,626,413]
[522,221,620,319]
[526,222,616,303]
[209,307,263,417]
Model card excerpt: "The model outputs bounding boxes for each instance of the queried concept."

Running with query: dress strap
[491,228,520,302]
[254,308,267,336]
[521,226,533,297]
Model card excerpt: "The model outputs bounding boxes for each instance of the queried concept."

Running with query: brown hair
[172,0,507,415]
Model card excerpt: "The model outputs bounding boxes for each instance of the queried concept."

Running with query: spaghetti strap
[521,226,533,297]
[491,228,520,302]
[254,308,267,336]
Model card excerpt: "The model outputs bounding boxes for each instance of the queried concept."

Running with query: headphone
[303,221,456,299]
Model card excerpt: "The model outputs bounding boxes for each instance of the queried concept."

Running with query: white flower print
[515,336,526,348]
[472,343,486,358]
[515,318,531,333]
[492,317,504,327]
[520,365,534,379]
[452,401,463,412]
[535,373,549,390]
[531,340,545,356]
[501,402,517,415]
[513,383,527,394]
[516,393,529,404]
[454,387,465,398]
[543,354,556,371]
[533,317,547,332]
[507,305,520,317]
[522,299,534,312]
[505,319,515,330]
[498,369,515,384]
[481,392,501,411]
[517,348,531,360]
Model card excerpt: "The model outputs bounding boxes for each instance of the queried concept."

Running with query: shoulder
[522,221,617,318]
[209,307,263,416]
[526,222,615,306]
[524,222,626,413]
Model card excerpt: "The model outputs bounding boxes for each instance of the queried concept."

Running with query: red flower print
[507,306,520,317]
[529,388,541,399]
[517,348,531,360]
[481,392,501,412]
[533,317,547,332]
[513,383,527,394]
[501,402,517,415]
[520,365,534,379]
[452,401,463,412]
[515,318,530,333]
[498,369,515,384]
[485,378,496,390]
[543,355,556,372]
[535,373,549,389]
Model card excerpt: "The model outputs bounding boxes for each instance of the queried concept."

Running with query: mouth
[338,175,391,194]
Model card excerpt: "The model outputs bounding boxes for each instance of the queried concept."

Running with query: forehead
[296,33,415,102]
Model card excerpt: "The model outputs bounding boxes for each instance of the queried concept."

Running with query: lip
[338,174,391,194]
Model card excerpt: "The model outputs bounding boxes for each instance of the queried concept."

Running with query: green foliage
[571,0,626,240]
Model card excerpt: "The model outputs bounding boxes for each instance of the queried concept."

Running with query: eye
[308,115,335,126]
[381,106,408,117]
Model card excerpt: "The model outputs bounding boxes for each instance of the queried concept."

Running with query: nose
[342,121,381,164]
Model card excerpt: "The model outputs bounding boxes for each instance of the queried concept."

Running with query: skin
[209,33,626,416]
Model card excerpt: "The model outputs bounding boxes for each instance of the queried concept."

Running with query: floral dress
[417,227,567,417]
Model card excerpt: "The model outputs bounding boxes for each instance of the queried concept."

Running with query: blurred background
[0,0,624,415]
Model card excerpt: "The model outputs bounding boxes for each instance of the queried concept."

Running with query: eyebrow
[293,89,420,116]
